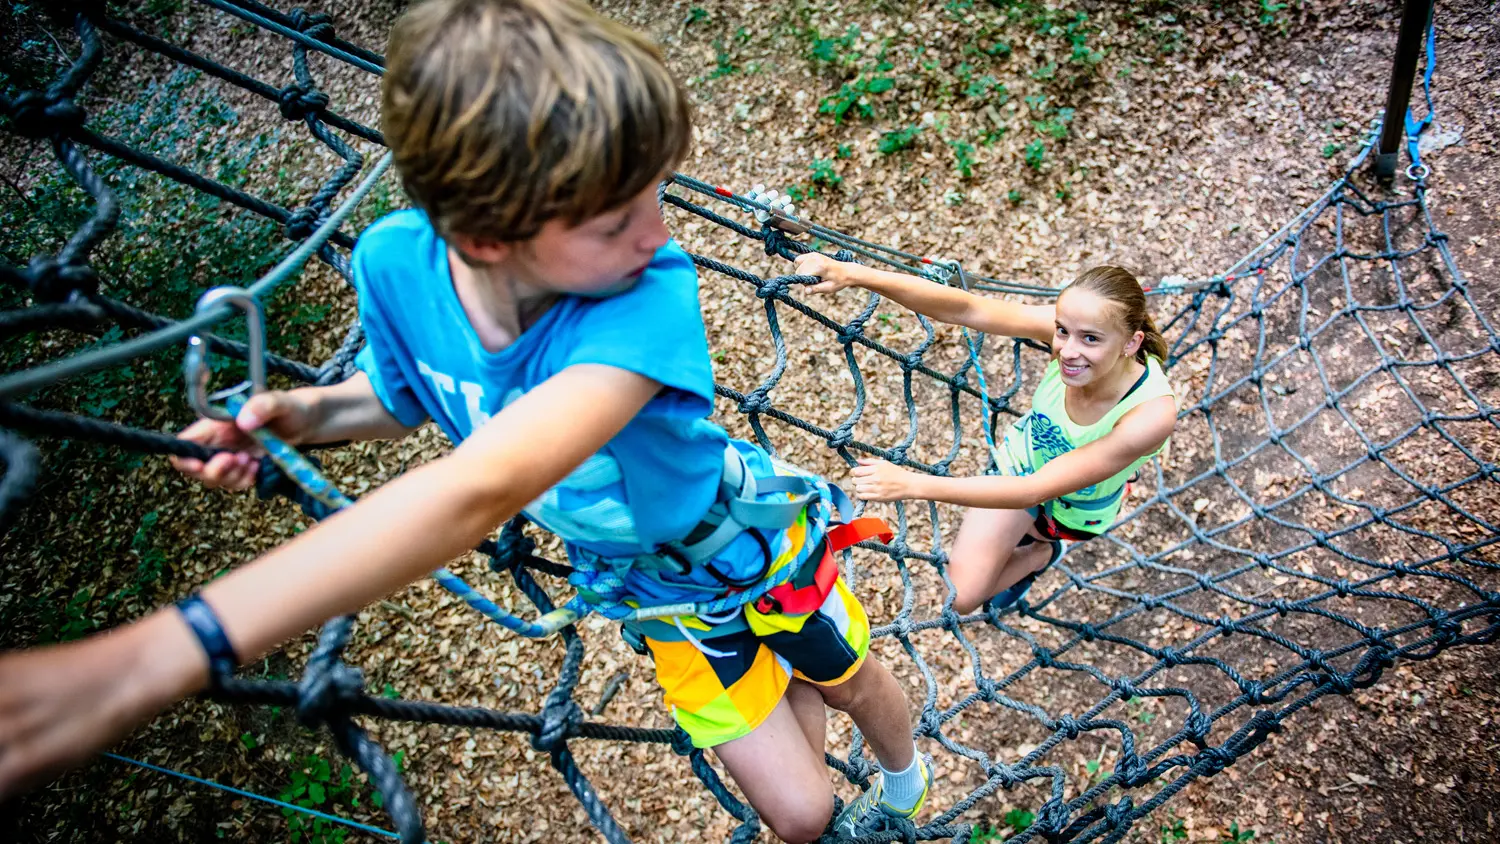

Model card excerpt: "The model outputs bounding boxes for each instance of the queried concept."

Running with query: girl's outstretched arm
[0,363,661,798]
[852,396,1176,508]
[794,252,1055,343]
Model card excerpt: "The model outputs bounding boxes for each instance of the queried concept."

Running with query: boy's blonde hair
[382,0,692,243]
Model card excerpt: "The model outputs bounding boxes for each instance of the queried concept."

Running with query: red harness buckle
[753,518,893,616]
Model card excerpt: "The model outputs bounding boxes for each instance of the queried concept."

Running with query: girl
[795,255,1177,614]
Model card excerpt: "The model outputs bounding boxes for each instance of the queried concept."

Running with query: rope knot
[669,727,696,757]
[833,249,856,263]
[1242,680,1270,705]
[1103,796,1135,829]
[285,205,325,240]
[1033,798,1071,838]
[737,391,772,415]
[7,89,85,139]
[278,84,330,121]
[1114,754,1150,788]
[1033,647,1056,669]
[1110,677,1138,699]
[825,426,854,449]
[23,254,98,302]
[762,227,789,258]
[1185,711,1213,744]
[1195,745,1236,777]
[488,516,537,573]
[1052,715,1083,740]
[289,8,335,40]
[296,624,364,727]
[1159,647,1184,667]
[755,275,790,300]
[532,697,583,753]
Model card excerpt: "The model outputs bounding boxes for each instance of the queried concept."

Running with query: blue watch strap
[175,593,240,677]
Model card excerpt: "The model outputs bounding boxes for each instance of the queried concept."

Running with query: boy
[0,1,929,839]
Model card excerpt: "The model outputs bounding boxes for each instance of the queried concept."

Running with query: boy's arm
[855,397,1177,509]
[0,363,660,797]
[793,253,1056,344]
[299,371,422,443]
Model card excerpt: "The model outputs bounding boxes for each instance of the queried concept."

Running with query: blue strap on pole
[1404,21,1437,171]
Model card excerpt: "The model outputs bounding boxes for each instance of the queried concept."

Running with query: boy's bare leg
[785,678,828,752]
[714,696,835,843]
[817,657,915,773]
[947,507,1051,613]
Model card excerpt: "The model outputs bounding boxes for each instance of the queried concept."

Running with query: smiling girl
[795,255,1177,614]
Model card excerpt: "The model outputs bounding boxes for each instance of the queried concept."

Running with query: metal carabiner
[183,286,267,422]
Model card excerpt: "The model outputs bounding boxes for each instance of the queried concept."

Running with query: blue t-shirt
[352,210,814,605]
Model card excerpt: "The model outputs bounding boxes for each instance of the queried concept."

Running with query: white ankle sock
[878,746,926,811]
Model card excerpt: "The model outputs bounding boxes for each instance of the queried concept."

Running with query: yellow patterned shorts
[645,570,870,749]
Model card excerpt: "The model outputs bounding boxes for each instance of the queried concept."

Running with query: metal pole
[1373,0,1435,180]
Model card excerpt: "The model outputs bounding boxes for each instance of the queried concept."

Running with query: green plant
[809,158,842,190]
[278,752,400,844]
[1322,142,1344,159]
[1259,0,1289,30]
[835,142,855,159]
[707,39,737,80]
[808,24,861,65]
[980,127,1007,147]
[1160,814,1188,843]
[1034,107,1076,140]
[1221,822,1258,843]
[1007,189,1024,204]
[878,124,923,155]
[944,189,965,206]
[818,64,896,123]
[950,140,977,179]
[1004,808,1035,832]
[1024,139,1046,170]
[685,6,708,26]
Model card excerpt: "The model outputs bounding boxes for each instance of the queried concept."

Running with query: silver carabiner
[183,286,267,422]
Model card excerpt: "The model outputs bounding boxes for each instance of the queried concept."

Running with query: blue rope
[104,752,400,839]
[1404,19,1437,170]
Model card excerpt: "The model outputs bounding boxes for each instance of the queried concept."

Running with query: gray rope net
[2,2,1496,843]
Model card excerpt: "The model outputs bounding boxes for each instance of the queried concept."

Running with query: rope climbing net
[2,2,1497,843]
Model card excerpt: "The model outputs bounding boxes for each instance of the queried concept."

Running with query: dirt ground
[2,1,1498,843]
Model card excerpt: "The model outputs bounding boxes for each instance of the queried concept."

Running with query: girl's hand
[850,458,920,502]
[169,390,319,490]
[0,613,207,798]
[792,252,851,294]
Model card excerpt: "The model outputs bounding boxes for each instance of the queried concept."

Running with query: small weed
[685,6,708,27]
[711,350,728,363]
[808,24,861,66]
[944,189,965,206]
[1030,61,1058,81]
[818,69,895,123]
[1220,822,1258,843]
[1024,139,1046,170]
[979,127,1007,147]
[877,313,900,327]
[950,140,977,179]
[1160,813,1188,843]
[240,732,258,751]
[1004,808,1035,832]
[835,142,855,159]
[1007,189,1024,204]
[1321,142,1344,159]
[878,124,923,155]
[1259,0,1290,31]
[707,39,737,80]
[809,158,843,190]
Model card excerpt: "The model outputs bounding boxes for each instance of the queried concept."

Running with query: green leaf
[309,782,326,805]
[240,732,257,750]
[865,76,894,94]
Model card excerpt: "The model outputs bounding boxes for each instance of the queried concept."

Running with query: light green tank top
[997,356,1175,533]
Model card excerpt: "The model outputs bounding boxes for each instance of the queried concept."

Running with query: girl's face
[1052,288,1143,387]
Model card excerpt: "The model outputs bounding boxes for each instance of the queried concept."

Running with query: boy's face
[497,179,672,297]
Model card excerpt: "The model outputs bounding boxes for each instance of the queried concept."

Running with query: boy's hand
[850,458,920,502]
[792,252,851,294]
[0,613,207,798]
[169,391,318,490]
